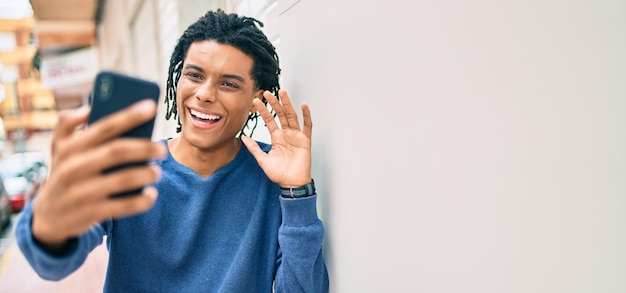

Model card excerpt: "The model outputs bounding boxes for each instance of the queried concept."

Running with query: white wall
[278,0,626,292]
[98,0,136,74]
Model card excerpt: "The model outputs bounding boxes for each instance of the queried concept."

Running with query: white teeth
[190,109,221,120]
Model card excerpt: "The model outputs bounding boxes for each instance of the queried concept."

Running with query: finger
[95,186,159,219]
[301,102,313,138]
[72,164,162,202]
[79,99,158,149]
[76,186,158,224]
[253,98,279,133]
[241,136,268,164]
[53,106,91,139]
[263,91,288,129]
[275,89,301,130]
[31,164,160,241]
[51,107,91,156]
[73,140,166,180]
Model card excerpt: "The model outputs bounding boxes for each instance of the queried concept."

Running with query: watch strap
[280,179,316,198]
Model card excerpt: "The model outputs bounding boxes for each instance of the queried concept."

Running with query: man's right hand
[31,100,167,252]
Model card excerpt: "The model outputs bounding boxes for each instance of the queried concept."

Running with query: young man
[16,10,329,292]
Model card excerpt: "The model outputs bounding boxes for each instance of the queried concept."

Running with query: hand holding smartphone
[88,71,160,197]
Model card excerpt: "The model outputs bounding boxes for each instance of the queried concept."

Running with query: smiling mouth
[189,108,222,122]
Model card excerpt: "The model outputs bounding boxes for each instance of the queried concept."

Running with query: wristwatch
[280,179,316,198]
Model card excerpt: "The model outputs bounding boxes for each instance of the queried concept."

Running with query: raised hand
[31,100,166,251]
[242,89,312,188]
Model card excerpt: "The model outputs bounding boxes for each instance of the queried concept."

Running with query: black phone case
[89,71,160,198]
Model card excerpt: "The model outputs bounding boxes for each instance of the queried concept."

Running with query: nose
[195,81,216,102]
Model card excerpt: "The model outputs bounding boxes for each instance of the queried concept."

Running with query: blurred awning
[29,0,104,109]
[30,0,102,54]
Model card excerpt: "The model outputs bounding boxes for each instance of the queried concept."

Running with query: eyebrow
[183,64,246,83]
[184,64,205,73]
[223,74,246,83]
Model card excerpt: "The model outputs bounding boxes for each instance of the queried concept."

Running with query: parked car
[0,152,48,186]
[0,178,12,230]
[2,176,36,212]
[0,151,48,212]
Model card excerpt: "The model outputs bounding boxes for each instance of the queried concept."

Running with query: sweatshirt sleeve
[15,200,108,281]
[274,194,329,293]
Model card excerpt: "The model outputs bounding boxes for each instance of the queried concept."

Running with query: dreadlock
[165,9,281,136]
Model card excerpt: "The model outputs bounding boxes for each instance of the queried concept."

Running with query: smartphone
[88,71,160,198]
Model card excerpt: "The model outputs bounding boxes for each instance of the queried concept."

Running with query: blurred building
[0,0,57,140]
[30,0,102,110]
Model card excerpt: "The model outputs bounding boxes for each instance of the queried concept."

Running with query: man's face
[176,40,262,151]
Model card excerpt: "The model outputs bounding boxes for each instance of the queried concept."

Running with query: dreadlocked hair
[165,9,281,136]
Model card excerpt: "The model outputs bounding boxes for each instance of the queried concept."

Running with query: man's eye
[222,81,239,88]
[186,72,202,79]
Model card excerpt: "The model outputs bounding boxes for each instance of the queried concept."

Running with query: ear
[250,89,265,112]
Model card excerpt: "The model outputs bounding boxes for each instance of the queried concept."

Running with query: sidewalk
[0,241,108,292]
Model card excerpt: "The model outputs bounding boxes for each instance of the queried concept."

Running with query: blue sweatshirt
[16,140,329,292]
